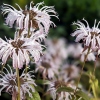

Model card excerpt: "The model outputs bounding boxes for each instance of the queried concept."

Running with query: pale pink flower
[67,43,83,58]
[47,80,76,100]
[81,49,95,62]
[0,65,36,99]
[60,64,80,80]
[15,28,46,42]
[72,19,100,51]
[35,51,58,79]
[1,1,58,33]
[0,36,44,69]
[67,43,95,61]
[46,38,68,66]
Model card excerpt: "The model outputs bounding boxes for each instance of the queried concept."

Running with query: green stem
[27,28,30,38]
[16,68,20,100]
[93,54,98,75]
[74,47,90,93]
[88,54,98,96]
[0,64,5,73]
[25,65,28,74]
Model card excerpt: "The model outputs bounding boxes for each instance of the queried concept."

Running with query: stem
[16,68,20,100]
[27,18,31,38]
[25,65,28,74]
[93,54,98,75]
[88,54,98,96]
[0,64,5,73]
[74,48,90,92]
[28,28,30,38]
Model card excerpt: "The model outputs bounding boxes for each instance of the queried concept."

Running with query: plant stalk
[74,47,90,93]
[16,68,20,100]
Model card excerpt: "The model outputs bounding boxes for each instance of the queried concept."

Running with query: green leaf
[57,87,74,93]
[76,90,91,100]
[27,91,41,100]
[89,72,99,98]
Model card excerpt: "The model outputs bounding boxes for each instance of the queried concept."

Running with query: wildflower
[35,52,58,79]
[67,43,83,58]
[47,80,75,100]
[71,19,100,51]
[67,43,95,61]
[1,2,58,33]
[81,49,95,62]
[0,36,44,69]
[60,64,79,80]
[0,65,36,99]
[46,38,68,66]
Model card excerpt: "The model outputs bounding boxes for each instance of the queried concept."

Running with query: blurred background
[1,0,100,40]
[0,0,100,99]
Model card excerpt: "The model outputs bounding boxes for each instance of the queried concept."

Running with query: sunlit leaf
[27,91,41,100]
[76,90,91,100]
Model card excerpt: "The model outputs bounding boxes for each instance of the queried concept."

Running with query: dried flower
[72,19,100,51]
[0,65,36,99]
[0,36,44,69]
[1,2,58,33]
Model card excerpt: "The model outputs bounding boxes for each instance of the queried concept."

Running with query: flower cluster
[0,1,58,100]
[0,1,98,100]
[0,1,57,69]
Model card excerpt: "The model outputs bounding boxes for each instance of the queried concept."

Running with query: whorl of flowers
[0,36,44,69]
[1,1,58,33]
[0,65,36,99]
[0,1,58,100]
[71,19,100,51]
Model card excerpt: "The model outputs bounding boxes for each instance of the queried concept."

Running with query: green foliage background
[0,0,100,99]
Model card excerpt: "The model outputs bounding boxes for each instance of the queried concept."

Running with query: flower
[81,49,95,62]
[47,80,75,100]
[0,65,36,99]
[1,1,58,33]
[46,38,68,66]
[35,51,58,79]
[60,64,79,80]
[71,19,100,51]
[0,36,44,69]
[67,43,83,58]
[67,43,95,61]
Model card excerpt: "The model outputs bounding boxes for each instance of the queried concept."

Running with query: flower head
[60,64,79,80]
[72,19,100,51]
[0,36,44,69]
[81,49,95,62]
[35,51,58,79]
[47,80,75,100]
[67,43,95,61]
[46,38,68,66]
[1,2,58,33]
[0,65,36,99]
